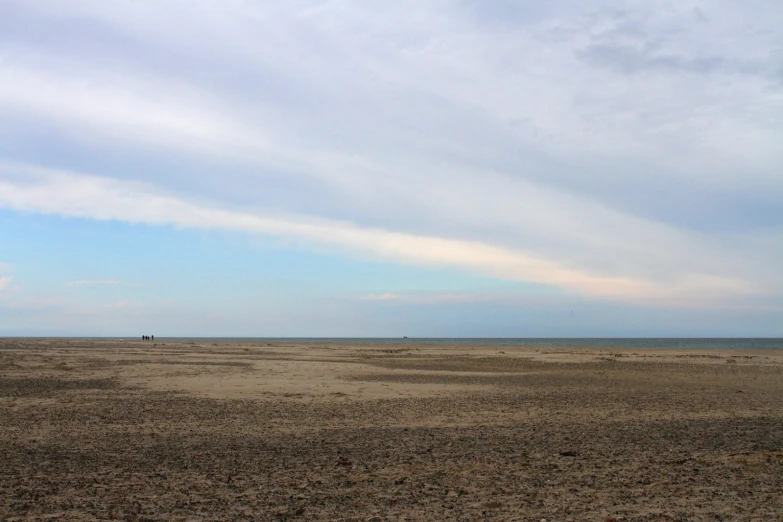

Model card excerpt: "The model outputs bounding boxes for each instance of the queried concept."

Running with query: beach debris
[337,456,353,466]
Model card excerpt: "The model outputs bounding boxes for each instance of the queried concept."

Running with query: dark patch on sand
[0,377,119,398]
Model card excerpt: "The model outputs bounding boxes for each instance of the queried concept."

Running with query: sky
[0,0,782,337]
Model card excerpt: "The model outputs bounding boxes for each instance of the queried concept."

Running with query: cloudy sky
[1,0,781,337]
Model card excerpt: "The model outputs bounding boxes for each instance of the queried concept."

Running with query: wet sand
[1,339,782,521]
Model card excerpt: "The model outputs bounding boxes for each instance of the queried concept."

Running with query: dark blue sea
[68,337,783,350]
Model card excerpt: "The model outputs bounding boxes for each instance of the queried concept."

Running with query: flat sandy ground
[1,339,782,521]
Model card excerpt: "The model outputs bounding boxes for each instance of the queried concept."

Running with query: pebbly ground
[0,339,782,521]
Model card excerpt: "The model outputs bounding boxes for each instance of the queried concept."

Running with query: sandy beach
[1,339,782,521]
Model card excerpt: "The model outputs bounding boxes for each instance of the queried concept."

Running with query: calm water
[66,337,783,350]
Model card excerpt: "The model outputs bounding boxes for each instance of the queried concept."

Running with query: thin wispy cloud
[0,164,763,303]
[361,293,399,302]
[105,299,130,310]
[361,293,511,304]
[0,276,12,292]
[66,280,152,288]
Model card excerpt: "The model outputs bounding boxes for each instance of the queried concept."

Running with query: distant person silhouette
[151,335,154,341]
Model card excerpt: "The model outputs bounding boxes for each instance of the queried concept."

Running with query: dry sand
[1,339,782,521]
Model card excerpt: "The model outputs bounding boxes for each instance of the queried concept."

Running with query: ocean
[65,337,783,350]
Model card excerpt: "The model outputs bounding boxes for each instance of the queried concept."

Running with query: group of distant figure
[142,335,154,341]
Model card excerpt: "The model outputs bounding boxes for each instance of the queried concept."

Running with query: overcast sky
[1,0,781,336]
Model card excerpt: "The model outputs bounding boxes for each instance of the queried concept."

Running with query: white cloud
[2,1,780,194]
[0,276,12,291]
[66,280,152,288]
[0,0,780,322]
[0,164,764,303]
[0,57,311,175]
[361,292,509,304]
[362,293,400,301]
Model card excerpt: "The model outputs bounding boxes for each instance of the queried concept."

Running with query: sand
[1,339,782,521]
